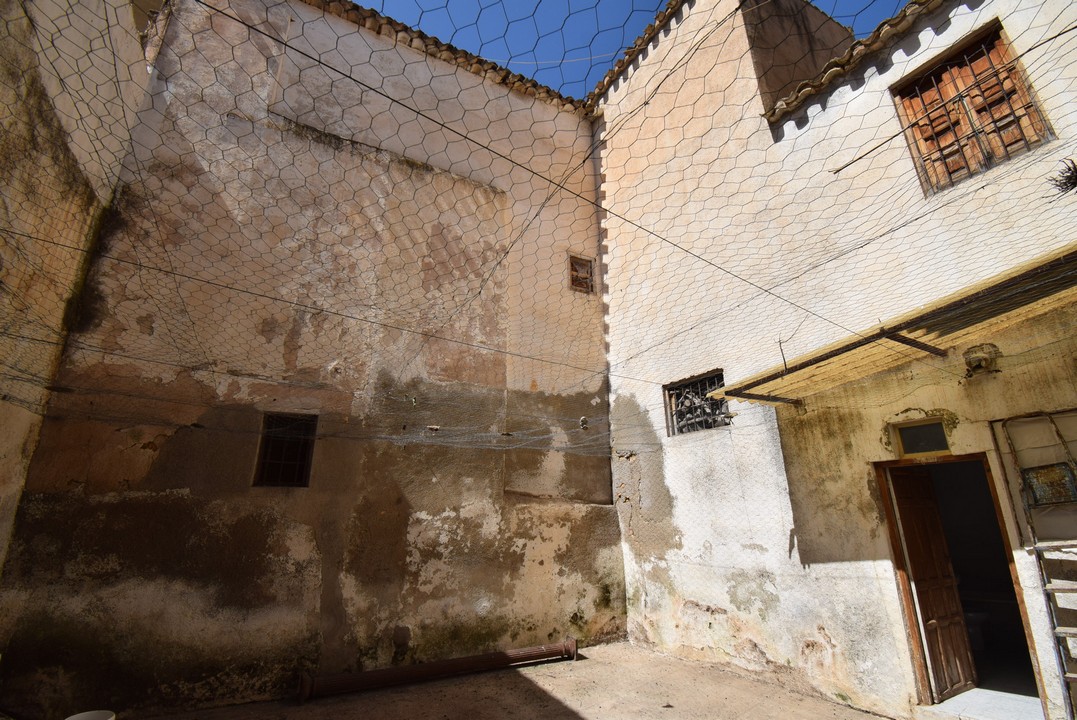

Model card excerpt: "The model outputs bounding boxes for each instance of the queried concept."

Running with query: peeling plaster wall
[0,0,623,716]
[0,0,145,575]
[611,297,1077,719]
[773,301,1077,720]
[599,0,1077,717]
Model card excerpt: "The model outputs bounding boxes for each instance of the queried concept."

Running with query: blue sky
[368,0,910,99]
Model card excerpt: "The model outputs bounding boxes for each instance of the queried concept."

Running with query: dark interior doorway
[887,458,1037,701]
[927,460,1037,696]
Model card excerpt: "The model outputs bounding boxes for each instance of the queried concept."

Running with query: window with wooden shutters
[895,27,1048,193]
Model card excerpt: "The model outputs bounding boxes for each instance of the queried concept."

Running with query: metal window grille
[254,413,318,487]
[896,28,1048,193]
[664,371,730,436]
[569,255,594,293]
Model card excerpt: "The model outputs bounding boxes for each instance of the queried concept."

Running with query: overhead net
[1,0,1075,459]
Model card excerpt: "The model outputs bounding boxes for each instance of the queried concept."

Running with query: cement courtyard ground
[146,642,884,720]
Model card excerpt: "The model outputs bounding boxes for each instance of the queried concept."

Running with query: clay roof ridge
[583,0,689,116]
[296,0,585,114]
[764,0,945,122]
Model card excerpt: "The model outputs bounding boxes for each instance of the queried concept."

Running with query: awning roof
[709,249,1077,406]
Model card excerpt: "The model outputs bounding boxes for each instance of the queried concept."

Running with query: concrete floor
[917,688,1044,720]
[147,642,885,720]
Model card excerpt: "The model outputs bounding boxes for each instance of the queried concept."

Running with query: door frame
[874,452,1041,705]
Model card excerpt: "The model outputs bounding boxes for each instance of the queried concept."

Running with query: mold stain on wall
[0,1,622,714]
[0,0,110,583]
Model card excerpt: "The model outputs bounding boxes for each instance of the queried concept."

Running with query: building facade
[600,0,1077,717]
[1,0,1076,717]
[0,0,623,715]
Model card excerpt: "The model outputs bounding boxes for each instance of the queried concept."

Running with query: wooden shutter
[965,36,1045,161]
[897,28,1047,193]
[900,67,984,191]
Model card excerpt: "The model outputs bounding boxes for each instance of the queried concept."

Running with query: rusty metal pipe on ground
[298,637,578,701]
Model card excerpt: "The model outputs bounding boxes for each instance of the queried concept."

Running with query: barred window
[664,371,730,436]
[895,27,1048,193]
[254,413,317,487]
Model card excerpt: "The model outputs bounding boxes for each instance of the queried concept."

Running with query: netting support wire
[190,0,923,356]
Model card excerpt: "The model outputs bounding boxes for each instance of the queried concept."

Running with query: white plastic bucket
[65,712,116,720]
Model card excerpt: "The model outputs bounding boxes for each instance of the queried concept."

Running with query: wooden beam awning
[709,249,1077,407]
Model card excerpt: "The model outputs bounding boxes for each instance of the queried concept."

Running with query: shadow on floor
[145,666,586,720]
[972,643,1038,697]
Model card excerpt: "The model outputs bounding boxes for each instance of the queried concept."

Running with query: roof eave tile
[764,0,946,123]
[296,0,587,115]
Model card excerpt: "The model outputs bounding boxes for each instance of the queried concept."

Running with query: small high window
[664,371,730,436]
[895,26,1048,193]
[893,418,950,458]
[568,255,595,293]
[254,413,317,487]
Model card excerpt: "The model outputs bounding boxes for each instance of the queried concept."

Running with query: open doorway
[882,457,1037,704]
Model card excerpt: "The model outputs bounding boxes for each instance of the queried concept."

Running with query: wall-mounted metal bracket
[884,332,947,357]
[725,391,804,406]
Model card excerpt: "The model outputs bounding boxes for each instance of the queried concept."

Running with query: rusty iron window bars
[664,370,730,436]
[568,255,594,293]
[254,412,318,487]
[896,27,1048,193]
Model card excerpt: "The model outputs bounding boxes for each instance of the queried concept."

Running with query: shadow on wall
[609,393,682,621]
[0,365,623,716]
[775,403,891,566]
[0,399,354,718]
[0,490,325,718]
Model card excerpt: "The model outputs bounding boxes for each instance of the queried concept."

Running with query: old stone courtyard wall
[611,290,1077,718]
[0,0,624,716]
[0,0,145,574]
[599,0,1077,716]
[3,0,1075,716]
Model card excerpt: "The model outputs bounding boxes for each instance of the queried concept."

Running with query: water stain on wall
[726,568,779,622]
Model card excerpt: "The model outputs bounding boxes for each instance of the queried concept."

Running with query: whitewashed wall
[600,0,1077,715]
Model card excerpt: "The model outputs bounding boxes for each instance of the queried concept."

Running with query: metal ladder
[1037,537,1077,719]
[1000,413,1077,719]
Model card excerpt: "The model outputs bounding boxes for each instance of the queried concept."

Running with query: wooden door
[890,466,977,702]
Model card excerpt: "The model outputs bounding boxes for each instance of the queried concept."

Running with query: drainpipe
[299,637,578,701]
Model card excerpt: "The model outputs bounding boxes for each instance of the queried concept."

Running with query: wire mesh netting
[1,0,1076,460]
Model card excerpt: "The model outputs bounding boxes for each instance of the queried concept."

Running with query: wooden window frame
[568,254,595,294]
[894,24,1050,194]
[891,418,952,459]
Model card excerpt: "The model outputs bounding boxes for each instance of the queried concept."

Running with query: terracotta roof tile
[296,0,586,114]
[296,0,941,124]
[296,0,697,120]
[584,0,689,115]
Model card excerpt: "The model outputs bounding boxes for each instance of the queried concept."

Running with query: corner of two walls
[0,0,147,576]
[597,0,914,714]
